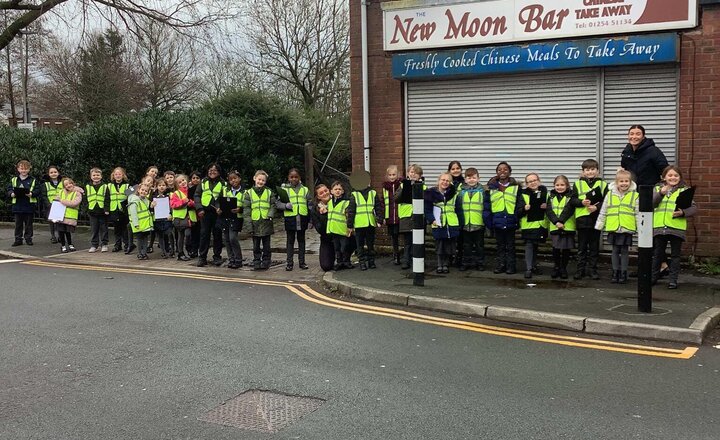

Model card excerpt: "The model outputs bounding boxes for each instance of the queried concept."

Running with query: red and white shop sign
[383,0,697,51]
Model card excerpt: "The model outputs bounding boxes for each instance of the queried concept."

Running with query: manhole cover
[608,304,672,316]
[198,390,325,433]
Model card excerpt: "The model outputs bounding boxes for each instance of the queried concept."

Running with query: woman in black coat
[620,124,669,187]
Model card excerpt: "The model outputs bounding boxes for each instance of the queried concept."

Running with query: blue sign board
[392,33,679,80]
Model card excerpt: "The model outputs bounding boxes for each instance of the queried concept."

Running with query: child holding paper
[425,173,460,274]
[652,166,697,289]
[151,178,174,258]
[54,177,82,253]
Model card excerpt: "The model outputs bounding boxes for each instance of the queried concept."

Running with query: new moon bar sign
[391,33,679,79]
[383,0,697,51]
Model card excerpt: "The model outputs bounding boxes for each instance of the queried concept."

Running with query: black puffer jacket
[620,137,669,186]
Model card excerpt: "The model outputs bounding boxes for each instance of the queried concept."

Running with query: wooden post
[304,143,315,187]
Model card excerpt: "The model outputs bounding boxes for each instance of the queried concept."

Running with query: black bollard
[412,181,425,286]
[638,185,653,313]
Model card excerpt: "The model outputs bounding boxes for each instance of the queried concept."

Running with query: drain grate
[198,390,325,433]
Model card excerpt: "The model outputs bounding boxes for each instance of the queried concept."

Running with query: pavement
[2,222,720,344]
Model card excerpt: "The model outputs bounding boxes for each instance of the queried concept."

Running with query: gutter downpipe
[361,0,371,172]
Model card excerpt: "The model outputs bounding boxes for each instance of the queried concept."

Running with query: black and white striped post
[412,181,425,286]
[637,185,653,313]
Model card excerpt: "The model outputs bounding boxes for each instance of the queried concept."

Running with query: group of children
[378,159,696,289]
[7,156,696,288]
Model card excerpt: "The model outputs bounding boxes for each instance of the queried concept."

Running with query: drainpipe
[361,0,370,172]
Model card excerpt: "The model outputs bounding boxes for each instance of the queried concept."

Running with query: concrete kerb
[0,250,37,260]
[322,272,717,344]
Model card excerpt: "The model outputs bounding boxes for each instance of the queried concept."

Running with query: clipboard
[674,186,696,210]
[275,186,291,204]
[527,189,547,222]
[219,195,238,213]
[585,188,605,205]
[48,201,66,222]
[13,186,29,196]
[153,197,171,219]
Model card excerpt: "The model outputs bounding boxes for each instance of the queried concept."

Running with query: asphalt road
[1,262,719,440]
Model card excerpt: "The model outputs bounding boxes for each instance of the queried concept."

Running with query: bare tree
[134,19,196,110]
[0,0,238,51]
[244,0,349,115]
[196,53,265,101]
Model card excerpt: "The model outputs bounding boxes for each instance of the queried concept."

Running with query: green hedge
[1,90,348,218]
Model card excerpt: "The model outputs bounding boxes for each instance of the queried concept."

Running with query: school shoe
[137,254,149,260]
[442,266,450,274]
[559,268,569,280]
[590,270,600,280]
[611,270,619,283]
[212,258,224,267]
[359,262,368,271]
[88,247,98,253]
[160,253,168,259]
[493,266,506,274]
[68,245,76,252]
[367,261,376,269]
[342,262,354,270]
[25,239,33,246]
[551,268,561,279]
[333,263,344,271]
[260,262,270,270]
[299,263,309,270]
[177,254,191,262]
[101,245,109,253]
[196,259,208,267]
[112,244,122,252]
[668,281,678,289]
[619,271,629,284]
[393,254,401,265]
[524,270,533,279]
[11,241,22,247]
[50,236,58,244]
[573,271,584,280]
[458,265,468,272]
[146,247,153,254]
[506,268,517,275]
[61,246,68,253]
[189,252,198,258]
[436,266,443,274]
[286,263,294,271]
[400,262,410,270]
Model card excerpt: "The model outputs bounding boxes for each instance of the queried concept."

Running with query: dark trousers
[89,214,109,247]
[220,217,242,264]
[286,229,306,265]
[525,242,539,271]
[112,213,130,249]
[14,213,33,242]
[198,211,223,261]
[386,224,400,255]
[188,221,201,255]
[158,228,174,255]
[436,237,457,267]
[175,225,191,257]
[332,234,351,264]
[402,231,413,265]
[354,227,376,264]
[552,248,571,270]
[252,235,271,267]
[461,229,485,268]
[494,229,517,271]
[576,228,601,274]
[136,231,150,257]
[653,235,683,283]
[48,221,57,240]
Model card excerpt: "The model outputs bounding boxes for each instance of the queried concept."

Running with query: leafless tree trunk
[244,0,349,115]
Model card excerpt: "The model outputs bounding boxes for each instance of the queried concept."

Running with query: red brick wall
[679,5,720,256]
[351,2,720,256]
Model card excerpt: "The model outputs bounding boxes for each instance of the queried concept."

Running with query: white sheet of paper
[433,206,442,224]
[154,197,171,219]
[48,201,66,222]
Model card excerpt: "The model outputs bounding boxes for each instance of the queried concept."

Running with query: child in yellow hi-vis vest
[277,168,312,271]
[128,183,154,260]
[651,165,697,289]
[327,181,352,270]
[347,178,382,271]
[546,175,576,280]
[7,159,40,246]
[243,170,277,271]
[54,177,82,253]
[595,169,639,284]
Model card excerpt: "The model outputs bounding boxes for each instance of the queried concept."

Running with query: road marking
[20,260,698,360]
[0,259,22,264]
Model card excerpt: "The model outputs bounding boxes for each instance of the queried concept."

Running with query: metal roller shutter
[406,69,600,185]
[601,65,678,179]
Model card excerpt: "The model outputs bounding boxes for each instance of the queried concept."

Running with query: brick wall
[351,2,720,256]
[679,5,720,256]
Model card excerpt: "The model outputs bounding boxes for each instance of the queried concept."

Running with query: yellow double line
[21,260,698,360]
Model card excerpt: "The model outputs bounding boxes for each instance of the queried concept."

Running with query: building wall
[679,5,720,256]
[350,1,720,256]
